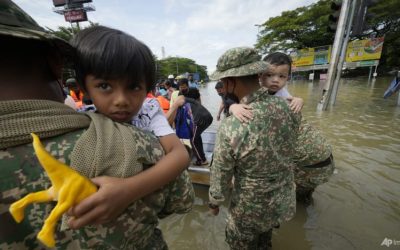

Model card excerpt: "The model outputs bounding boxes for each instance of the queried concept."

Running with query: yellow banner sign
[290,48,315,67]
[345,37,384,62]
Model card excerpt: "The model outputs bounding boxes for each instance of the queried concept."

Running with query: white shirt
[274,86,292,98]
[132,97,174,137]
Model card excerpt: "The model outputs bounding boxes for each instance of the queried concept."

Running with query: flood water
[159,76,400,250]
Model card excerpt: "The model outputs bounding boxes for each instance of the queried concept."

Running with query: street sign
[64,10,87,22]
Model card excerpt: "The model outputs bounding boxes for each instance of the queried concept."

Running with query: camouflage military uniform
[0,102,194,249]
[292,119,335,201]
[209,87,301,249]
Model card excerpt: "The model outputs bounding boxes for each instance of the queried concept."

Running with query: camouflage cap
[210,47,267,80]
[0,0,72,57]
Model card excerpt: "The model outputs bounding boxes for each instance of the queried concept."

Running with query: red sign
[64,10,88,22]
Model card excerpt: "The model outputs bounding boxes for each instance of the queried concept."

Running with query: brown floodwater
[160,76,400,250]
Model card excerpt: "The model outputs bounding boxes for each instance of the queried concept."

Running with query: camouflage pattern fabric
[1,121,194,249]
[293,119,335,189]
[0,0,73,58]
[210,47,268,80]
[209,87,301,249]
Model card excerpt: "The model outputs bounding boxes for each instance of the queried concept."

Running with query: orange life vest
[156,96,170,113]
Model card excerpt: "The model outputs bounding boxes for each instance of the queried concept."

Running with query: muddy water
[160,77,400,250]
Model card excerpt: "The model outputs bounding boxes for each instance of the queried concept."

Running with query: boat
[188,130,215,186]
[383,76,400,99]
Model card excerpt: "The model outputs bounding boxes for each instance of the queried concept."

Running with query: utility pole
[329,0,357,106]
[318,0,352,111]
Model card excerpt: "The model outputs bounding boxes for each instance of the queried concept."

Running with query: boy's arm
[229,103,254,123]
[286,96,304,113]
[68,105,190,229]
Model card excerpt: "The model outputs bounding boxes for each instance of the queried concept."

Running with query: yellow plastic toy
[9,133,97,248]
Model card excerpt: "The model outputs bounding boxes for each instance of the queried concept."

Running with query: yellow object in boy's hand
[9,133,97,248]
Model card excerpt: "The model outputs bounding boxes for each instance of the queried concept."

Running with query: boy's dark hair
[70,25,155,92]
[263,52,292,75]
[178,78,189,87]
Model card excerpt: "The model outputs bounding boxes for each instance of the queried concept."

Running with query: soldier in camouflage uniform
[0,0,193,249]
[260,52,335,204]
[208,47,301,250]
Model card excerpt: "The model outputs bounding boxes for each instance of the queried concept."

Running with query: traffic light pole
[318,0,352,111]
[329,0,357,106]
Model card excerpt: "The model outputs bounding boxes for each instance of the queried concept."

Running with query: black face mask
[224,92,240,103]
[180,89,189,95]
[218,92,224,97]
[223,82,240,103]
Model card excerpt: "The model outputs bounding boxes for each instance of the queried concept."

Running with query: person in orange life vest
[65,78,84,108]
[148,88,170,114]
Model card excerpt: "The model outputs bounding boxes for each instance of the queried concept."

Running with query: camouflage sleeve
[209,120,235,205]
[158,170,195,218]
[136,130,165,167]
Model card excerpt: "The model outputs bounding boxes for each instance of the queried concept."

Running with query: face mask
[218,92,224,97]
[223,82,240,103]
[181,89,189,94]
[224,92,240,103]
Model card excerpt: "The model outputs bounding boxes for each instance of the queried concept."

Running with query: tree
[363,0,400,70]
[255,0,333,55]
[156,56,208,80]
[46,21,98,42]
[255,0,400,71]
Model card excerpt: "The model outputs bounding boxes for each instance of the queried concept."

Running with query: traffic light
[352,0,380,36]
[328,0,342,32]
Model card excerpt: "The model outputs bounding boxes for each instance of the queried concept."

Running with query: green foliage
[255,0,400,70]
[46,21,99,42]
[156,56,208,80]
[364,0,400,69]
[255,0,334,54]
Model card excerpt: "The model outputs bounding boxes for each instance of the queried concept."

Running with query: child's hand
[67,176,134,229]
[286,96,304,113]
[229,104,253,123]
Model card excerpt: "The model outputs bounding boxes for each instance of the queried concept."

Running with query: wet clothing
[209,87,301,249]
[293,120,335,190]
[0,100,194,249]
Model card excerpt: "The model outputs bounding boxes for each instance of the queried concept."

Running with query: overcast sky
[14,0,317,74]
